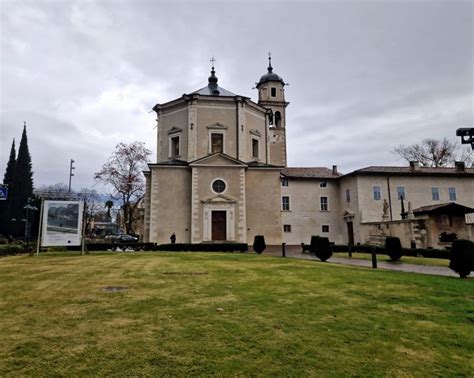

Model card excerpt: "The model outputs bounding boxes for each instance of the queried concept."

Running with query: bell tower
[256,54,288,167]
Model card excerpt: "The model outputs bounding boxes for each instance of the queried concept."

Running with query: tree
[105,200,114,222]
[0,139,16,235]
[9,125,34,226]
[94,141,151,235]
[393,138,471,167]
[80,188,102,237]
[3,139,16,187]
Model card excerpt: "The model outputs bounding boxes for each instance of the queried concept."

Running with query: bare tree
[393,138,462,167]
[79,187,102,236]
[94,142,151,235]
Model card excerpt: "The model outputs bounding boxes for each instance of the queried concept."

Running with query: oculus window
[212,179,226,194]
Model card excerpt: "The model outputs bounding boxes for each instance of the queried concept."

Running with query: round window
[212,179,226,193]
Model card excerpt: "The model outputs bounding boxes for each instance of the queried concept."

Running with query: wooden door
[347,221,354,245]
[212,211,227,241]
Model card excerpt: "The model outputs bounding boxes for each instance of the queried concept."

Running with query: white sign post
[40,200,84,247]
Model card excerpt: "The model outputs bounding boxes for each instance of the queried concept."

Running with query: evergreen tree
[9,124,34,224]
[0,139,16,235]
[3,139,16,187]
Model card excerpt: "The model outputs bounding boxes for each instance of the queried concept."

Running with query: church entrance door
[212,211,227,241]
[346,221,354,245]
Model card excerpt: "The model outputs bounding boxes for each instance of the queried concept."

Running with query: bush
[253,235,266,254]
[154,243,248,253]
[439,232,457,242]
[0,245,25,257]
[310,236,332,262]
[449,239,474,278]
[385,237,403,261]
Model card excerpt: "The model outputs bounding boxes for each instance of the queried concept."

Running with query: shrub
[154,243,248,253]
[385,237,403,261]
[310,236,332,262]
[253,235,266,254]
[439,232,457,242]
[449,239,474,278]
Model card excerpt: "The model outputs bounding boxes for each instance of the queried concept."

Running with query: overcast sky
[1,0,472,191]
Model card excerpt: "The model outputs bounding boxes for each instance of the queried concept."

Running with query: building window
[396,186,405,200]
[212,179,226,194]
[271,87,277,97]
[211,133,224,153]
[283,224,291,232]
[281,177,289,187]
[170,135,180,157]
[275,111,281,127]
[322,225,329,233]
[346,189,351,203]
[282,196,290,211]
[320,181,327,188]
[252,138,259,158]
[431,187,440,201]
[320,196,328,211]
[373,186,381,201]
[448,187,456,201]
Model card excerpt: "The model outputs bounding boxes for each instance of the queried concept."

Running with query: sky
[1,0,473,191]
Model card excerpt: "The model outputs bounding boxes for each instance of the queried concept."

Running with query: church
[143,58,288,244]
[143,58,474,247]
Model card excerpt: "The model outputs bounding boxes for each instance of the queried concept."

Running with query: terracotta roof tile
[281,167,342,179]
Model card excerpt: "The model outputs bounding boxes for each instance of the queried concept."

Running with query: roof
[281,167,342,179]
[149,159,188,167]
[191,85,237,97]
[413,203,474,215]
[347,166,474,177]
[256,58,285,88]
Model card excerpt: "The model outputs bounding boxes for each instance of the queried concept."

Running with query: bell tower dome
[256,54,289,166]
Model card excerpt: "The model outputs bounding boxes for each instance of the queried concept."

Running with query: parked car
[104,234,138,243]
[117,234,138,242]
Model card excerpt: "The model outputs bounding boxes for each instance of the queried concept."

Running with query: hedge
[154,243,248,252]
[301,243,452,260]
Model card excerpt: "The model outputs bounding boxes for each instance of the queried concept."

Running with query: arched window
[275,111,282,128]
[268,111,273,125]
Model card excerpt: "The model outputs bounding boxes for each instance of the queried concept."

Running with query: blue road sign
[0,186,8,200]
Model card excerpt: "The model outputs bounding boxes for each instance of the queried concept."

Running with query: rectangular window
[373,186,381,201]
[282,196,290,211]
[281,177,288,187]
[448,187,457,201]
[211,133,223,153]
[252,138,259,158]
[320,196,328,211]
[431,187,439,201]
[322,225,329,233]
[346,188,351,203]
[271,87,277,97]
[283,224,291,232]
[171,136,180,157]
[320,181,327,188]
[396,186,405,200]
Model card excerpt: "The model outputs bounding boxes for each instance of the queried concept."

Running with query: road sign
[0,186,7,200]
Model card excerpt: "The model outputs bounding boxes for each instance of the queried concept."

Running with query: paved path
[263,246,469,278]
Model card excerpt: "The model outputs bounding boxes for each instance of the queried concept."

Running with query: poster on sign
[41,200,84,246]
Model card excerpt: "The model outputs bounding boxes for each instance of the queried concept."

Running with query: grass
[0,252,473,376]
[333,252,450,267]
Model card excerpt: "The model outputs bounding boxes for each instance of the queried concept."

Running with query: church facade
[143,60,288,244]
[143,60,474,246]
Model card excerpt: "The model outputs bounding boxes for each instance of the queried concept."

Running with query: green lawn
[333,252,450,267]
[0,252,473,376]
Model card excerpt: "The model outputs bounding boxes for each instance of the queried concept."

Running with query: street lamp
[23,200,38,244]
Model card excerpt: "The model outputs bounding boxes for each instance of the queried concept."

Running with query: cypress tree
[9,124,34,223]
[3,139,16,187]
[0,139,16,235]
